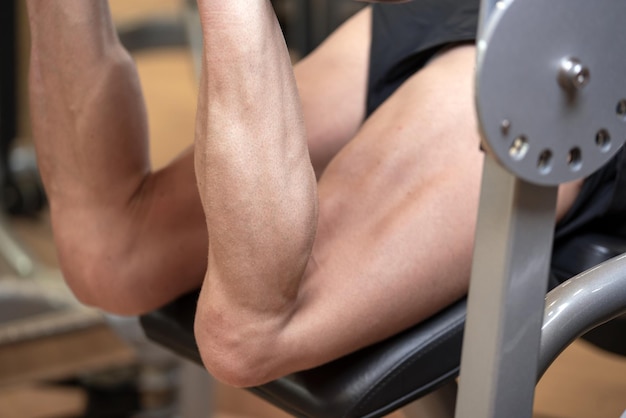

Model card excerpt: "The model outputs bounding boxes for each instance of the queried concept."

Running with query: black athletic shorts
[366,0,626,241]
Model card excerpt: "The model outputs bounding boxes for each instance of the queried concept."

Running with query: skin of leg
[25,1,369,315]
[295,8,372,178]
[194,44,583,387]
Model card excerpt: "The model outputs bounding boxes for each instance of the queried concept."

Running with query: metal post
[477,0,500,40]
[455,157,558,418]
[458,1,626,415]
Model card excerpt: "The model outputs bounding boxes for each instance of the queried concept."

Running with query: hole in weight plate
[617,100,626,120]
[537,149,553,175]
[596,129,611,152]
[567,147,582,171]
[509,136,529,161]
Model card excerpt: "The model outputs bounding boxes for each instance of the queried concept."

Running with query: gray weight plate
[476,0,626,186]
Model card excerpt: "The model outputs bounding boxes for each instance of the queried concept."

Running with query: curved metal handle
[539,254,626,378]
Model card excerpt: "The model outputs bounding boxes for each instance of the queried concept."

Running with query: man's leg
[294,8,372,177]
[194,44,583,387]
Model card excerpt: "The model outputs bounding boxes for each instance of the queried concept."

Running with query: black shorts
[366,0,626,241]
[367,0,479,117]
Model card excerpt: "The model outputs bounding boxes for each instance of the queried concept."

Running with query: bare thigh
[284,44,582,370]
[294,7,372,176]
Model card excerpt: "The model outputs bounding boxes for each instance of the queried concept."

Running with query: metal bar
[477,0,501,39]
[539,254,626,378]
[455,156,558,418]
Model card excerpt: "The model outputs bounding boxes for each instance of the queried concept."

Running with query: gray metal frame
[539,255,626,378]
[455,1,626,417]
[404,247,626,418]
[475,0,626,186]
[455,159,557,418]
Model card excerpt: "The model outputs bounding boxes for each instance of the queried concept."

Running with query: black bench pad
[142,296,465,418]
[140,232,626,418]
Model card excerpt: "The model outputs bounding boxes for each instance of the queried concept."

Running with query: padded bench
[140,231,626,418]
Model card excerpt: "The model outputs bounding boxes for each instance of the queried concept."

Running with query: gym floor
[1,1,625,417]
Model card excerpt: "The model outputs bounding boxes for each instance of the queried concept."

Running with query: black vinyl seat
[140,231,626,418]
[142,292,465,418]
